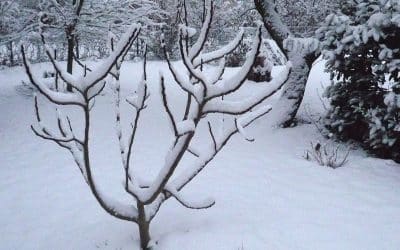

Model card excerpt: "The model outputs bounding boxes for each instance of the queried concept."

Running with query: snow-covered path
[1,61,400,250]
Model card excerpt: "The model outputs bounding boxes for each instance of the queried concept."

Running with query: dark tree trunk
[137,202,151,250]
[66,34,74,92]
[54,49,59,90]
[254,0,290,54]
[8,41,14,66]
[75,36,80,59]
[136,39,140,57]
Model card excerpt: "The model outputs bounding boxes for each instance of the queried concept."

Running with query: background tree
[317,0,400,162]
[0,0,37,66]
[0,1,20,66]
[0,0,165,65]
[276,0,338,37]
[253,0,339,127]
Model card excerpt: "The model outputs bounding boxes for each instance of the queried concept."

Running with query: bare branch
[31,125,75,144]
[82,24,141,91]
[165,186,215,210]
[207,121,217,152]
[204,63,291,115]
[193,28,245,67]
[124,53,150,200]
[178,33,208,96]
[162,46,199,102]
[187,147,200,158]
[206,25,262,100]
[188,0,214,61]
[160,75,178,137]
[73,53,93,73]
[21,46,86,107]
[40,35,83,92]
[209,58,226,85]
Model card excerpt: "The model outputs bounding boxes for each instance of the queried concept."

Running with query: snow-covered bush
[22,1,291,249]
[317,0,400,161]
[247,53,272,82]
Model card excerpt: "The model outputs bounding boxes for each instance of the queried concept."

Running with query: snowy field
[1,61,400,250]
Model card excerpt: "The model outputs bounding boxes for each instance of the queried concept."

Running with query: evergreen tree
[317,0,400,161]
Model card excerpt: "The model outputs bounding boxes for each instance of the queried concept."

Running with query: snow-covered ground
[1,61,400,250]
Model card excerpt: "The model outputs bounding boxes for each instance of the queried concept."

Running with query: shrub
[317,0,400,161]
[247,54,272,82]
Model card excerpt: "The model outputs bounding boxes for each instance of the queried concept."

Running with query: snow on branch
[207,25,262,99]
[170,104,274,197]
[165,185,215,210]
[127,134,192,204]
[235,119,255,142]
[204,62,292,115]
[188,0,214,61]
[178,32,208,95]
[208,58,226,85]
[143,1,287,219]
[81,24,141,89]
[93,188,139,222]
[284,37,320,55]
[126,78,148,110]
[42,49,82,92]
[162,46,199,101]
[177,120,195,136]
[31,96,86,180]
[21,48,86,106]
[193,28,245,67]
[25,22,145,225]
[22,23,141,108]
[25,1,292,247]
[123,52,150,198]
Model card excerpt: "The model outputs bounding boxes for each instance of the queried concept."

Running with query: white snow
[176,120,195,135]
[24,60,86,105]
[1,60,400,250]
[179,25,197,38]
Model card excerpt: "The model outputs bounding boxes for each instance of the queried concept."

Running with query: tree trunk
[276,53,312,127]
[254,0,290,54]
[66,35,74,92]
[55,49,59,90]
[8,41,14,66]
[254,0,318,127]
[75,36,80,59]
[137,202,151,250]
[136,39,140,57]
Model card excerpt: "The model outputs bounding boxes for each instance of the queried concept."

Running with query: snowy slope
[1,61,400,250]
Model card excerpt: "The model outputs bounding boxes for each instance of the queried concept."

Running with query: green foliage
[317,0,400,161]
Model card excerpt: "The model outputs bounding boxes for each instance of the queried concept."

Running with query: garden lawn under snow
[1,60,400,250]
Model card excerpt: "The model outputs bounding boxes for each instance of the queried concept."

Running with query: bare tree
[254,0,320,127]
[22,1,291,249]
[37,0,86,91]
